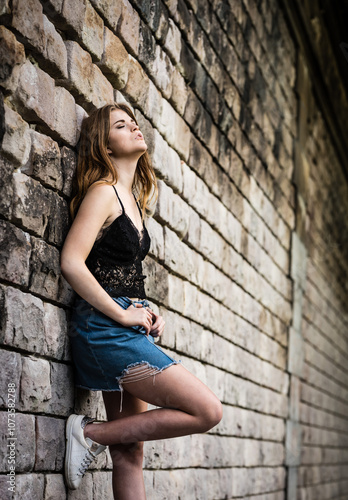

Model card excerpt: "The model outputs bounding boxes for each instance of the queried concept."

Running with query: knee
[199,399,223,432]
[109,441,144,468]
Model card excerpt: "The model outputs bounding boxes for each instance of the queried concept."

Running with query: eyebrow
[112,119,136,125]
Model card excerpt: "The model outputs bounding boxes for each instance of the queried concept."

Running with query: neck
[110,157,138,193]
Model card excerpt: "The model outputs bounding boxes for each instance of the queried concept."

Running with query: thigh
[102,390,148,421]
[122,364,220,415]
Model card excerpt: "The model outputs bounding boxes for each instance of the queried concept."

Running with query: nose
[131,122,139,131]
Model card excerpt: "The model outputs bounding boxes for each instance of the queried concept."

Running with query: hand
[149,311,165,338]
[121,303,153,335]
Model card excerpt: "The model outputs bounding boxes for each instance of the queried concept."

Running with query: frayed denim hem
[75,359,181,413]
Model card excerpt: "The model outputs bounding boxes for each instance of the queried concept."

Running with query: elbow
[60,254,83,280]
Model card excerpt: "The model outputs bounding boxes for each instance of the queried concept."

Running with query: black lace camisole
[85,185,151,299]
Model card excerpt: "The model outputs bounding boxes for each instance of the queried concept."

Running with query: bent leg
[86,364,222,446]
[102,390,148,500]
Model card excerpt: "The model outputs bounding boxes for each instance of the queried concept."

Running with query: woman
[61,103,222,499]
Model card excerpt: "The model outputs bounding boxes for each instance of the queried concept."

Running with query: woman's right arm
[60,184,153,333]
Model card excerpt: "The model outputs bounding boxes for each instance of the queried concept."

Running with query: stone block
[13,413,36,472]
[61,0,86,34]
[0,220,31,286]
[163,18,181,64]
[42,14,68,79]
[159,99,190,161]
[28,236,60,299]
[49,361,74,415]
[0,26,25,90]
[170,68,188,115]
[20,356,51,412]
[150,128,183,192]
[60,146,77,197]
[47,190,69,246]
[12,0,45,54]
[0,413,10,472]
[44,474,66,499]
[53,86,78,146]
[25,130,63,191]
[117,0,140,56]
[166,273,185,313]
[13,60,55,129]
[74,388,106,421]
[64,40,92,103]
[155,180,189,239]
[46,158,78,202]
[146,217,164,261]
[139,27,173,100]
[0,155,14,219]
[35,416,65,471]
[81,0,104,60]
[90,0,122,31]
[91,471,114,498]
[122,55,150,109]
[143,258,169,305]
[43,302,69,360]
[0,104,31,167]
[97,27,129,89]
[11,172,51,238]
[0,347,21,409]
[65,40,113,110]
[164,225,196,281]
[14,473,45,499]
[143,79,162,130]
[1,286,45,353]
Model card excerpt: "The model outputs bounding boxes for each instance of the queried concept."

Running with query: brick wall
[0,0,347,499]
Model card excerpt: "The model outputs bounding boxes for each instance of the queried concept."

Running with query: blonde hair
[70,103,158,220]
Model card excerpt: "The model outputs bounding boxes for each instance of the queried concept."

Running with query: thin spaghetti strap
[112,185,125,213]
[133,192,143,217]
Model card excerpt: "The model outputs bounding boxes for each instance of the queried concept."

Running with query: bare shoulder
[77,182,117,220]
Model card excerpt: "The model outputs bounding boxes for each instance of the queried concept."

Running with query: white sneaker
[65,414,107,490]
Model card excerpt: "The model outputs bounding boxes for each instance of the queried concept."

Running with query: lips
[135,132,144,140]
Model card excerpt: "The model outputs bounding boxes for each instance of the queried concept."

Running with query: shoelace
[77,450,96,477]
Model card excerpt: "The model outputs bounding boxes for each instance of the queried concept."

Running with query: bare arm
[60,184,153,333]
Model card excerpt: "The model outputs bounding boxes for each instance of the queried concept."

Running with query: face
[107,109,147,160]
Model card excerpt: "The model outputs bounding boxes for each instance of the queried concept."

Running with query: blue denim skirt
[68,295,179,410]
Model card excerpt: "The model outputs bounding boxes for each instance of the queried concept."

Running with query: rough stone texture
[44,474,66,499]
[97,27,129,89]
[0,220,31,286]
[0,155,15,219]
[1,104,31,167]
[60,146,77,196]
[25,130,63,191]
[0,26,25,88]
[19,356,52,412]
[35,416,65,471]
[0,348,21,409]
[13,413,36,472]
[0,0,347,498]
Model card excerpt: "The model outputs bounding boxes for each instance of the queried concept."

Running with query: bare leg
[85,364,222,446]
[102,390,147,500]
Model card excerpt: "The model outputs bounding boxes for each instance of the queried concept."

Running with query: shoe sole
[64,414,80,490]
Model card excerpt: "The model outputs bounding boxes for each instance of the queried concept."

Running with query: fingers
[150,313,165,338]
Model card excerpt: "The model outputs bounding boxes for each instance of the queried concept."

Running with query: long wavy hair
[70,103,158,220]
